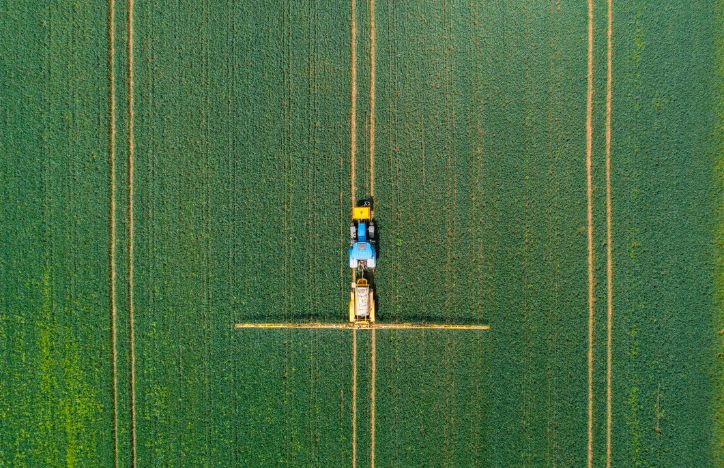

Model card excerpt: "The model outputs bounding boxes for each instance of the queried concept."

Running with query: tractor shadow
[372,219,381,262]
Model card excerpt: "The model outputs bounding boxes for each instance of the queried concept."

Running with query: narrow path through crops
[586,1,595,465]
[349,1,358,465]
[126,1,137,465]
[605,2,614,467]
[107,1,119,466]
[368,0,377,465]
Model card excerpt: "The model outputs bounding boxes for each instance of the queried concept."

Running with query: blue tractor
[349,201,376,270]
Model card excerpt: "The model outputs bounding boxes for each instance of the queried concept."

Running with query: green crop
[0,1,719,466]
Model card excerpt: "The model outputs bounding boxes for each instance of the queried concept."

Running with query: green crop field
[1,1,721,466]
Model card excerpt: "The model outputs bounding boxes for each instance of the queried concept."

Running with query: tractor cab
[349,201,377,270]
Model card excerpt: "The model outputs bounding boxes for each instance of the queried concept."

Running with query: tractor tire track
[107,1,119,464]
[586,0,595,466]
[368,1,377,465]
[126,0,137,464]
[349,1,358,465]
[605,1,614,465]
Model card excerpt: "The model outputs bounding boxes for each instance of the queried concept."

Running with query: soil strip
[350,1,357,465]
[370,328,376,467]
[352,327,357,468]
[369,0,376,198]
[369,1,377,465]
[127,0,137,465]
[586,1,595,466]
[350,0,357,204]
[108,1,119,465]
[606,1,614,466]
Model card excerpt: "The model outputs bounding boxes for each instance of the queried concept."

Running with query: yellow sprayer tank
[352,206,371,220]
[348,278,375,323]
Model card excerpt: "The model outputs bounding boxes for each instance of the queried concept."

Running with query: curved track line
[586,1,595,467]
[107,1,118,465]
[127,0,137,465]
[606,1,614,466]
